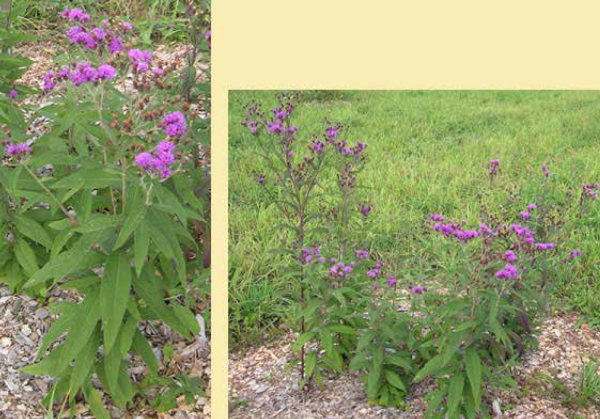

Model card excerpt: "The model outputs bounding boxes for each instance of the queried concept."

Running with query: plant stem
[23,164,77,225]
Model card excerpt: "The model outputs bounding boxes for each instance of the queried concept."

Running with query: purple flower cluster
[495,264,519,280]
[433,220,479,242]
[309,140,324,154]
[300,247,326,264]
[535,242,556,251]
[366,262,384,279]
[135,140,177,179]
[430,214,445,222]
[504,250,517,263]
[356,250,369,260]
[541,163,551,187]
[570,250,582,259]
[581,183,600,204]
[241,120,260,134]
[128,49,153,73]
[488,158,500,178]
[205,29,211,49]
[510,224,535,246]
[330,138,367,158]
[329,260,356,278]
[520,211,532,220]
[43,62,117,93]
[8,90,17,99]
[410,285,427,294]
[360,204,372,218]
[387,275,397,287]
[5,142,32,158]
[326,124,341,139]
[161,112,187,138]
[61,7,91,23]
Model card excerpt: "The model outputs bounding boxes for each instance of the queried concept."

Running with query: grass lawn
[229,90,600,348]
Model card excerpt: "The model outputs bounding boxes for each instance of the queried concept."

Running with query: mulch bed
[229,313,600,419]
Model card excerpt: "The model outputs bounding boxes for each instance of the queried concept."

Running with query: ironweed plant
[0,5,209,417]
[242,96,597,418]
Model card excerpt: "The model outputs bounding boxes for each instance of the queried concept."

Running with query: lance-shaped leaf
[100,253,132,353]
[132,266,190,339]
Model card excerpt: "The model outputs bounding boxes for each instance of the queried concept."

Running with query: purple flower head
[356,250,369,260]
[387,275,397,288]
[581,183,600,202]
[520,211,532,220]
[504,250,517,263]
[430,214,445,222]
[161,111,187,138]
[490,159,500,166]
[570,250,582,260]
[154,67,165,76]
[535,242,556,251]
[5,142,32,158]
[91,26,107,41]
[61,6,70,18]
[122,22,133,31]
[43,71,56,93]
[135,152,153,170]
[453,229,479,241]
[495,264,519,280]
[411,286,426,294]
[97,64,117,80]
[360,203,372,217]
[8,90,17,99]
[205,29,211,49]
[326,126,338,139]
[136,141,177,180]
[266,121,282,134]
[109,37,123,54]
[527,204,537,211]
[128,49,153,72]
[478,223,495,236]
[310,140,324,154]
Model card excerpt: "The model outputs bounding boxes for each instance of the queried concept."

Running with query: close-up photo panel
[0,1,211,418]
[228,90,600,419]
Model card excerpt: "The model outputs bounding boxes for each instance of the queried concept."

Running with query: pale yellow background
[211,1,600,418]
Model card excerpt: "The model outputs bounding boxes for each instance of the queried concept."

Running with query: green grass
[229,90,600,348]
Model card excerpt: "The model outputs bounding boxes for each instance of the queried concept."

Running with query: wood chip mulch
[229,313,600,419]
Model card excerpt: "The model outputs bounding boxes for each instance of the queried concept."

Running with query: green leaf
[326,324,355,335]
[69,327,101,400]
[414,355,443,382]
[291,331,315,352]
[305,351,317,378]
[134,220,150,277]
[83,381,111,419]
[100,253,132,353]
[385,370,406,391]
[14,238,38,277]
[132,329,158,374]
[24,230,110,288]
[132,266,190,339]
[75,214,120,233]
[367,358,383,400]
[447,373,465,416]
[52,169,121,189]
[172,305,200,336]
[113,205,147,250]
[465,348,482,409]
[54,288,102,374]
[13,215,53,249]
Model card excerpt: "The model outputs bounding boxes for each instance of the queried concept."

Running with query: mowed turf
[229,90,600,347]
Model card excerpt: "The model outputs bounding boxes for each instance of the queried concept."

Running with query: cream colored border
[212,1,600,418]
